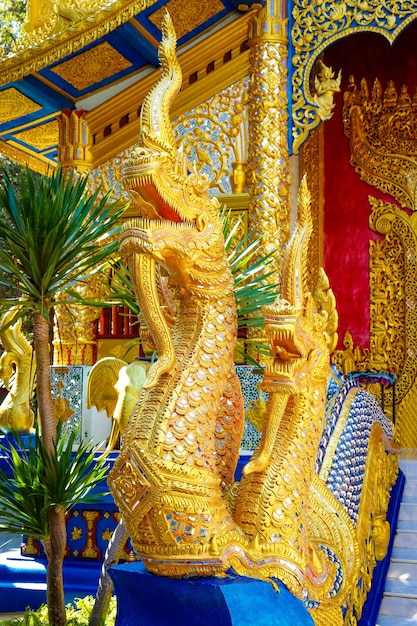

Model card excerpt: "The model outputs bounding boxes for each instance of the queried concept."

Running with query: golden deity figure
[109,14,397,625]
[313,59,342,121]
[0,309,35,433]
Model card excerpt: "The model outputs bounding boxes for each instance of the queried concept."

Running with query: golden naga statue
[0,309,35,433]
[109,14,397,624]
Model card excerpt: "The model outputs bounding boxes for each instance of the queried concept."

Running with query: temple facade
[1,0,416,446]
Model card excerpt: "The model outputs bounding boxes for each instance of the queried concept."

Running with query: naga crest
[261,176,338,393]
[122,12,221,232]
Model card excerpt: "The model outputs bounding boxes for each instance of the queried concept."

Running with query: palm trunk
[43,506,67,626]
[34,311,67,625]
[33,311,56,453]
[89,520,127,626]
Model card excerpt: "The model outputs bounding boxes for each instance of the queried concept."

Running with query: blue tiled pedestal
[109,561,314,626]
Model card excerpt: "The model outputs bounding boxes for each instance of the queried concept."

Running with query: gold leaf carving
[0,87,42,124]
[148,0,224,39]
[50,42,132,91]
[343,77,417,211]
[15,120,59,150]
[291,0,417,152]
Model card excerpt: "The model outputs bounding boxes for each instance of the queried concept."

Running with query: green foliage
[0,596,116,626]
[222,209,277,330]
[0,156,24,188]
[221,207,278,363]
[0,424,110,541]
[0,0,25,54]
[0,166,126,322]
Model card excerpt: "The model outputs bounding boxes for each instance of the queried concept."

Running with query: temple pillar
[57,109,93,173]
[247,0,290,281]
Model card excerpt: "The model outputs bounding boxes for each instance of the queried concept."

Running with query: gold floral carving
[343,77,417,211]
[0,87,42,124]
[53,274,111,366]
[148,0,224,39]
[300,125,324,287]
[15,120,59,151]
[246,5,290,282]
[174,78,249,195]
[227,4,290,363]
[368,197,417,446]
[51,42,132,91]
[0,1,157,87]
[291,0,417,153]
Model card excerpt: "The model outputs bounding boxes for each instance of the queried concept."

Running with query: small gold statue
[0,309,35,433]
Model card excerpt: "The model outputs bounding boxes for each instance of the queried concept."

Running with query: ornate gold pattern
[53,379,75,424]
[58,109,93,172]
[338,75,417,446]
[0,309,35,433]
[0,88,42,124]
[174,78,249,195]
[0,1,157,87]
[368,197,417,446]
[14,120,59,151]
[333,194,417,446]
[246,3,290,282]
[245,385,266,432]
[51,42,132,91]
[343,77,417,211]
[53,275,111,366]
[148,0,224,39]
[291,0,417,153]
[300,126,324,283]
[82,510,101,559]
[106,22,396,623]
[71,527,83,541]
[0,140,50,175]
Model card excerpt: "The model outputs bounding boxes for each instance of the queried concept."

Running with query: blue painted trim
[0,77,73,132]
[358,468,406,626]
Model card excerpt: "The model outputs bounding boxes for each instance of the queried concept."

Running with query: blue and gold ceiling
[0,0,263,171]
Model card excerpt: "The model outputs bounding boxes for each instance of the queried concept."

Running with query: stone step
[379,595,417,618]
[398,503,417,521]
[394,529,417,548]
[377,617,417,625]
[403,480,417,499]
[387,560,417,580]
[384,578,417,598]
[399,460,417,479]
[391,547,417,563]
[397,519,417,532]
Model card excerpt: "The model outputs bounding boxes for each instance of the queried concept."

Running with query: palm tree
[0,165,127,626]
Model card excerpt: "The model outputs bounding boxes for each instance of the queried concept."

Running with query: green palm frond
[0,424,109,541]
[0,166,127,318]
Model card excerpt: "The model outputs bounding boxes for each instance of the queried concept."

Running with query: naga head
[261,177,338,391]
[122,12,220,237]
